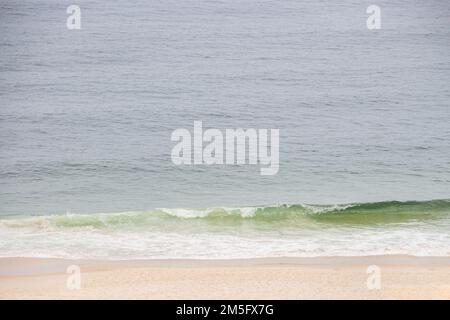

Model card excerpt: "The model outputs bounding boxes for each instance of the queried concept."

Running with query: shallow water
[0,200,449,259]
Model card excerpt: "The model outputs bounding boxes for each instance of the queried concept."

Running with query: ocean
[0,0,449,259]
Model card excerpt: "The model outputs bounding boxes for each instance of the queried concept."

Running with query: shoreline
[1,255,450,299]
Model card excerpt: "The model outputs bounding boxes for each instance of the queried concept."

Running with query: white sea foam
[1,200,450,259]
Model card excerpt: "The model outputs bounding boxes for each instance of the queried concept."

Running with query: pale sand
[0,256,449,299]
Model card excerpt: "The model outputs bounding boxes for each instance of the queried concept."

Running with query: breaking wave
[1,199,449,230]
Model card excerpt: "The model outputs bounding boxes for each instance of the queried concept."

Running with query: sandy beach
[1,255,449,299]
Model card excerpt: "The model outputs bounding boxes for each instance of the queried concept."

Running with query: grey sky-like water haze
[0,0,449,214]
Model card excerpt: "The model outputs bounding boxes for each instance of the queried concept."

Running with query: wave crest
[1,199,449,229]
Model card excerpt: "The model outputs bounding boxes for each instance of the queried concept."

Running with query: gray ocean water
[0,1,449,259]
